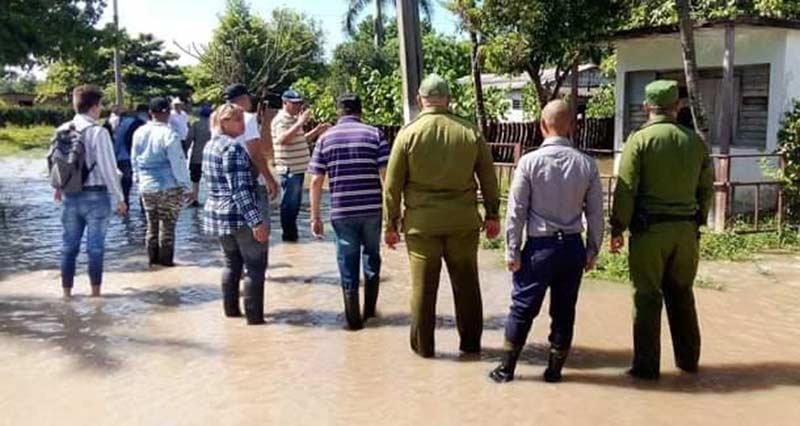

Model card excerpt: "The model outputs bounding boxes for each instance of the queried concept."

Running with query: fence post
[714,155,731,232]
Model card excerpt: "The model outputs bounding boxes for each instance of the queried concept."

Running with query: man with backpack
[49,84,127,299]
[114,104,148,208]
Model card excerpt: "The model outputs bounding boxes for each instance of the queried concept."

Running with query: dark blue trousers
[504,235,586,351]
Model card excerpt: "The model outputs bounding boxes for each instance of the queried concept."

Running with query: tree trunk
[525,64,548,111]
[470,30,487,133]
[676,0,710,145]
[374,0,384,48]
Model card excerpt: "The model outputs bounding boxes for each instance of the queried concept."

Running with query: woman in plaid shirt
[203,103,270,325]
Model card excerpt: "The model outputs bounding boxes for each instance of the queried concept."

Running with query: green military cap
[418,74,451,98]
[645,80,679,108]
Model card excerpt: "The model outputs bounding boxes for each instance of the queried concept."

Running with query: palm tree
[344,0,433,47]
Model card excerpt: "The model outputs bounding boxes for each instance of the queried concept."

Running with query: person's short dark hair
[72,84,104,114]
[149,97,171,114]
[224,83,249,101]
[678,86,689,99]
[135,103,149,114]
[337,93,362,115]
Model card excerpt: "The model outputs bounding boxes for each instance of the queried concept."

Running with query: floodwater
[1,157,799,426]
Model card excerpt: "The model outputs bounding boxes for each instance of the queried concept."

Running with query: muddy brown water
[0,157,799,425]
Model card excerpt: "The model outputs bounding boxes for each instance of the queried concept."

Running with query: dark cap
[224,83,249,101]
[337,93,362,114]
[149,97,170,113]
[281,89,303,103]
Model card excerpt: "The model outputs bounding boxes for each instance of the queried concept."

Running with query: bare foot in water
[90,286,102,298]
[62,288,73,300]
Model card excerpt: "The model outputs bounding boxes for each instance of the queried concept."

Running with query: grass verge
[0,125,55,156]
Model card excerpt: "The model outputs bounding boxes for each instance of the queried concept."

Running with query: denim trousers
[279,171,304,240]
[504,235,587,351]
[331,215,382,293]
[60,190,112,288]
[219,226,269,318]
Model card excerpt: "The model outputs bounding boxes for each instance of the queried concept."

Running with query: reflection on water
[1,157,800,425]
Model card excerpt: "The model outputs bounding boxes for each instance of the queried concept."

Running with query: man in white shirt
[53,84,127,299]
[223,84,279,233]
[169,97,190,152]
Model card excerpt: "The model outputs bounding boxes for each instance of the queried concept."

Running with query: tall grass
[0,125,55,156]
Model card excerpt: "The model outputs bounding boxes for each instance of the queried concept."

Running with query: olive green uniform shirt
[383,106,500,234]
[611,115,715,237]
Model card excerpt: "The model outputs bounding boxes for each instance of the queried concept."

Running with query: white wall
[615,26,800,185]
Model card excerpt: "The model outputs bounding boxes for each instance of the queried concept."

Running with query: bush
[777,98,800,223]
[0,106,74,127]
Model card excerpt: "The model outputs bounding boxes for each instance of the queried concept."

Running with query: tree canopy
[0,0,107,67]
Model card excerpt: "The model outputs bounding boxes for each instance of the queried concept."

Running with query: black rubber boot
[489,348,520,383]
[243,278,265,325]
[343,289,363,331]
[158,246,175,267]
[543,347,569,383]
[222,282,242,318]
[363,279,379,321]
[147,245,159,267]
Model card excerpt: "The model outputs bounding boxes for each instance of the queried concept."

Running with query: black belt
[529,231,582,242]
[83,185,108,192]
[648,214,697,224]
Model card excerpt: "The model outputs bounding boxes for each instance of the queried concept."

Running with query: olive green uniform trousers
[406,229,482,358]
[629,222,701,375]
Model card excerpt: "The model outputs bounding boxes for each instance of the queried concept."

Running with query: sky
[99,0,463,66]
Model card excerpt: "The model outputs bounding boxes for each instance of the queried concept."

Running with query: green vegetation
[0,107,73,127]
[0,125,54,156]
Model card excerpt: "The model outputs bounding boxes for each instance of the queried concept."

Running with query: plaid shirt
[202,133,263,236]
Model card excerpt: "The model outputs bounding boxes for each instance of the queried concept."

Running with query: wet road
[0,157,799,425]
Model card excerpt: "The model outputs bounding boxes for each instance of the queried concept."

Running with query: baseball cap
[418,74,451,98]
[645,80,680,108]
[149,97,170,113]
[281,89,303,103]
[224,83,249,101]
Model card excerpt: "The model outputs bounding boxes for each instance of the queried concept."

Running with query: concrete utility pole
[112,0,124,105]
[714,24,736,232]
[396,0,423,123]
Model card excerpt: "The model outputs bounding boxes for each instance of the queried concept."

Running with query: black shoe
[543,348,569,383]
[158,246,175,267]
[627,368,660,380]
[147,245,159,267]
[363,279,379,320]
[489,349,520,383]
[343,289,363,330]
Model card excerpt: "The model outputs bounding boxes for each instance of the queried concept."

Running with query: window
[512,98,523,110]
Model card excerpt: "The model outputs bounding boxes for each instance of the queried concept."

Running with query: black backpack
[47,123,97,193]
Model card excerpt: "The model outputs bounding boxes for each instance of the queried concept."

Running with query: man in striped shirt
[309,94,389,330]
[272,89,330,242]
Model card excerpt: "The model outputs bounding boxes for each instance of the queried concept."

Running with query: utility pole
[396,0,423,123]
[112,0,124,105]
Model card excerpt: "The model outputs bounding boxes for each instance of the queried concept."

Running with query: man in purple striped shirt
[309,94,389,330]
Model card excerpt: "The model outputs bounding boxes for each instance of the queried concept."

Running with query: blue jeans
[279,171,304,241]
[331,215,382,292]
[504,235,586,351]
[60,190,112,288]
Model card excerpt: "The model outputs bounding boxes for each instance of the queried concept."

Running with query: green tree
[0,0,107,67]
[187,0,324,102]
[480,0,623,109]
[344,0,433,47]
[39,31,190,105]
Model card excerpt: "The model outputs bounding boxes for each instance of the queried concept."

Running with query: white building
[612,17,800,215]
[458,64,608,122]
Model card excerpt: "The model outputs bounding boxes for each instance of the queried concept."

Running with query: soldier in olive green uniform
[384,74,501,358]
[610,80,715,379]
